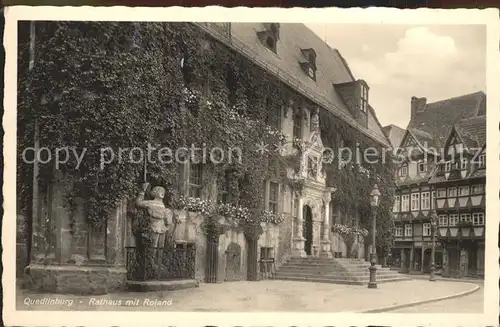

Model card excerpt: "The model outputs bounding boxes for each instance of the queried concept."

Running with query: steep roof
[383,124,406,149]
[407,91,486,148]
[196,22,390,146]
[454,115,486,148]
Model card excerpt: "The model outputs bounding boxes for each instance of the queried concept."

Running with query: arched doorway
[302,205,313,255]
[225,243,242,281]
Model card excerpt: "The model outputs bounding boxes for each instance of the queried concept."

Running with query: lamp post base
[429,264,436,281]
[368,253,377,289]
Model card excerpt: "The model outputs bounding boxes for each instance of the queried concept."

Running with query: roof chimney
[411,96,427,119]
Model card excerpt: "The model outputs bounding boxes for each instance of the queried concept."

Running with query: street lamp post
[368,184,381,289]
[429,210,438,282]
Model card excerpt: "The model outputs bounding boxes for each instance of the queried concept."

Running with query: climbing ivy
[18,21,395,250]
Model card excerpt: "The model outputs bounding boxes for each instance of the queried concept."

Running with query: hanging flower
[331,224,369,237]
[260,210,285,225]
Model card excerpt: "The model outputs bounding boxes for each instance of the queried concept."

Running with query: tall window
[447,187,457,197]
[217,172,231,204]
[399,164,408,177]
[472,213,485,226]
[458,186,469,196]
[477,154,486,169]
[449,214,459,226]
[420,192,430,210]
[401,194,410,212]
[461,158,468,170]
[393,195,401,213]
[394,226,403,237]
[411,193,420,211]
[431,191,435,209]
[423,223,431,236]
[360,83,368,113]
[404,224,413,237]
[438,214,448,226]
[268,182,279,213]
[188,163,203,198]
[293,112,302,141]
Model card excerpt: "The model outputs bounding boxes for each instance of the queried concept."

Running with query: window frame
[188,163,203,198]
[449,214,459,226]
[423,223,431,237]
[436,188,447,198]
[292,112,302,142]
[217,172,231,204]
[394,226,403,237]
[460,213,472,224]
[410,193,420,211]
[447,187,457,197]
[471,184,484,195]
[399,164,408,177]
[268,181,280,214]
[458,186,470,197]
[472,212,485,226]
[393,195,401,213]
[417,161,427,173]
[360,83,368,113]
[404,224,413,237]
[438,214,448,226]
[401,194,410,212]
[461,158,468,170]
[421,192,430,210]
[477,153,486,169]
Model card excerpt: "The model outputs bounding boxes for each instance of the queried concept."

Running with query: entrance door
[302,206,313,255]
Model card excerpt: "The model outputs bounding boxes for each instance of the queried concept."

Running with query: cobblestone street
[17,279,481,312]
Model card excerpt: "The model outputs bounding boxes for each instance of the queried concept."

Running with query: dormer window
[257,23,280,54]
[359,82,368,113]
[299,48,317,81]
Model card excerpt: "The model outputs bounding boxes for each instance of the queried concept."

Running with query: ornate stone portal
[290,108,336,258]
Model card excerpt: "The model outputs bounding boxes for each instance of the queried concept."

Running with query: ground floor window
[423,223,431,236]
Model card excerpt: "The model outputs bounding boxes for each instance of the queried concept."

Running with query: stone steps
[274,256,410,285]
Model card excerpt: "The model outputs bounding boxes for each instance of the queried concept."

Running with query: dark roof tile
[201,23,390,146]
[407,91,486,148]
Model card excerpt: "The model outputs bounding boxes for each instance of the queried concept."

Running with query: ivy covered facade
[17,21,396,293]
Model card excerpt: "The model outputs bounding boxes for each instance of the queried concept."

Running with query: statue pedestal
[291,237,307,257]
[320,240,332,258]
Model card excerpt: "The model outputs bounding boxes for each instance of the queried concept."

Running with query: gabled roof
[197,22,390,146]
[454,115,486,148]
[383,124,406,149]
[407,91,486,148]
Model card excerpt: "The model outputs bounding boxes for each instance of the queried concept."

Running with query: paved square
[18,279,481,312]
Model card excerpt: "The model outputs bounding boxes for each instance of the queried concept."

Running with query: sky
[306,24,487,129]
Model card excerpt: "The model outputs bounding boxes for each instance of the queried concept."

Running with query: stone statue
[311,107,320,132]
[136,182,174,249]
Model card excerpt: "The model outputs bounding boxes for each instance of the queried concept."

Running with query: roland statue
[136,182,178,249]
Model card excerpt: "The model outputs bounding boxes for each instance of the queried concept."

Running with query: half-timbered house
[428,115,486,278]
[391,91,486,275]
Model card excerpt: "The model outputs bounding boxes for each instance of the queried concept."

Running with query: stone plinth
[26,264,127,295]
[26,177,127,294]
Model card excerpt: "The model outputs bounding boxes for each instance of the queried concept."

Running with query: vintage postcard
[3,5,500,327]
